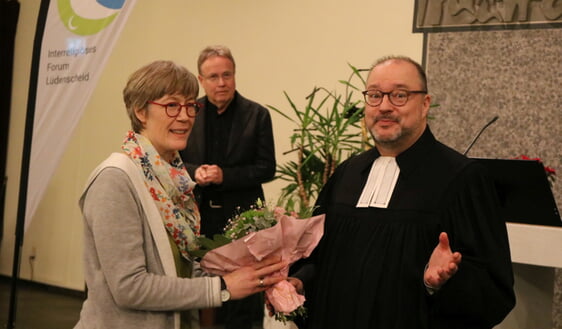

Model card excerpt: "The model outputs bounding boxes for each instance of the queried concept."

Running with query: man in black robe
[291,56,515,329]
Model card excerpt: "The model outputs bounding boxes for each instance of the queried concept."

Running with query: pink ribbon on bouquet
[200,213,325,313]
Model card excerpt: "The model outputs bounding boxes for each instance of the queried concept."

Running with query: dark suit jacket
[180,91,276,220]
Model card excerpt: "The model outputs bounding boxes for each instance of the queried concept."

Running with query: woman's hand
[223,256,287,300]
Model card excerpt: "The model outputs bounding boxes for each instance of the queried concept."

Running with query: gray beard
[372,129,403,146]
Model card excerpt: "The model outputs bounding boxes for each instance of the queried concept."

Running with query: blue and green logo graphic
[58,0,125,36]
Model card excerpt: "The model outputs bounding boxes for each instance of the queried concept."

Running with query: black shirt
[204,98,235,166]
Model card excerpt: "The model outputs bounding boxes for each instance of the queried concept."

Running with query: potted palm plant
[268,64,371,215]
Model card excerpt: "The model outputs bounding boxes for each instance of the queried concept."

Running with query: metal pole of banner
[1,0,22,240]
[7,0,50,328]
[0,177,6,239]
[0,0,16,241]
[0,0,20,325]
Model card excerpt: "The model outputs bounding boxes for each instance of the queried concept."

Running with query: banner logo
[58,0,125,36]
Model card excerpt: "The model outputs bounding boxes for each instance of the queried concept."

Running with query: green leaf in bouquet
[274,305,307,324]
[188,248,207,259]
[211,234,232,246]
[190,234,233,259]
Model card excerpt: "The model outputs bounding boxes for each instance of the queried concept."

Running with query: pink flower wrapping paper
[200,213,325,314]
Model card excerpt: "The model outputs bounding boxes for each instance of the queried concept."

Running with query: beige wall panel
[2,0,423,290]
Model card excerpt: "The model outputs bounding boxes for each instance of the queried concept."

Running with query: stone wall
[426,28,561,328]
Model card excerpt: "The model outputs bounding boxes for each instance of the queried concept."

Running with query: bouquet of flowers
[193,199,325,323]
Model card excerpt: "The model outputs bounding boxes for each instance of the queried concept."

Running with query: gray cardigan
[74,153,222,329]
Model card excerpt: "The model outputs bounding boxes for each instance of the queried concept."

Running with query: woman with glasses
[74,60,286,329]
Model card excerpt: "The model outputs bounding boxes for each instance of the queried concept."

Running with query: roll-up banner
[24,0,137,231]
[8,1,136,327]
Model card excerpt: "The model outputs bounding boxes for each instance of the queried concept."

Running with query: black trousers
[199,200,228,238]
[220,293,264,329]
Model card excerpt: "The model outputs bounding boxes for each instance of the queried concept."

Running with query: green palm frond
[268,65,371,214]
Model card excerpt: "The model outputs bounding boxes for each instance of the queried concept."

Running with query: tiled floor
[0,276,84,329]
[0,276,264,329]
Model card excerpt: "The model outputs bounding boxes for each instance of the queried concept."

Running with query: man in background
[180,45,276,329]
[291,55,515,329]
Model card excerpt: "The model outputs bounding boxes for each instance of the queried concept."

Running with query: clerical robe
[299,127,515,329]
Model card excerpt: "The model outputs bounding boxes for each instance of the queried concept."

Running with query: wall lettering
[415,0,562,31]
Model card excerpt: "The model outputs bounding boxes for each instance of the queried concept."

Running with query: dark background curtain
[0,0,20,240]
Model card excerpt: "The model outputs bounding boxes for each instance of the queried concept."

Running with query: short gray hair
[123,60,198,132]
[197,45,236,75]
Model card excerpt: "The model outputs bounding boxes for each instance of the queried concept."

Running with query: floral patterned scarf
[122,131,200,260]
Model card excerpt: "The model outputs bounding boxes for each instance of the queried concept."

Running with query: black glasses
[148,101,202,118]
[362,89,427,107]
[202,71,234,83]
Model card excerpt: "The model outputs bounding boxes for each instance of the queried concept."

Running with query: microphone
[463,116,499,156]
